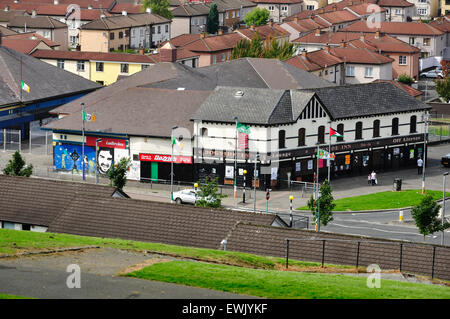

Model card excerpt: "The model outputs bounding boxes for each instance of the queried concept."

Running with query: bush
[397,73,414,85]
[3,151,33,177]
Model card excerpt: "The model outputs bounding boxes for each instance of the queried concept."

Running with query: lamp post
[442,172,448,246]
[243,169,247,203]
[253,154,259,212]
[234,116,238,200]
[95,138,102,184]
[327,120,332,184]
[170,125,178,203]
[289,195,294,227]
[315,142,320,232]
[81,102,85,181]
[422,111,429,194]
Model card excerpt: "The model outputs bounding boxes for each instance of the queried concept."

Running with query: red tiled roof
[430,17,450,33]
[150,47,200,62]
[285,54,321,71]
[2,38,44,54]
[316,10,360,24]
[340,21,445,36]
[31,49,157,63]
[329,46,394,64]
[183,33,243,52]
[285,49,344,71]
[237,24,290,40]
[164,33,202,47]
[250,0,302,3]
[344,2,387,14]
[377,0,414,7]
[109,3,143,14]
[4,31,60,47]
[293,30,361,44]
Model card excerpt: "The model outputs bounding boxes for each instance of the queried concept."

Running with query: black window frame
[373,119,380,138]
[355,122,363,140]
[279,129,286,149]
[392,117,399,136]
[337,123,344,142]
[318,125,325,144]
[298,128,305,146]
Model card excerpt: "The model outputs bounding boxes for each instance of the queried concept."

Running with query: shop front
[139,153,193,183]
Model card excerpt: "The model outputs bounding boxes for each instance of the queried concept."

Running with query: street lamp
[442,172,449,246]
[170,125,178,203]
[234,116,238,200]
[253,154,259,212]
[95,138,102,184]
[243,169,247,203]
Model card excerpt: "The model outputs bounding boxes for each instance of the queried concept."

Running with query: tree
[307,179,335,228]
[397,73,414,85]
[411,194,450,241]
[195,176,225,208]
[3,151,33,177]
[141,0,173,20]
[231,34,294,61]
[107,157,131,190]
[244,8,270,27]
[207,4,219,34]
[436,77,450,103]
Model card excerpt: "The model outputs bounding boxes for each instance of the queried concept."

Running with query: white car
[172,189,197,204]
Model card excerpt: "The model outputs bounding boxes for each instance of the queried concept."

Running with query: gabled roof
[429,16,450,33]
[171,3,211,17]
[373,80,423,97]
[31,49,157,63]
[7,15,67,29]
[2,37,51,54]
[0,175,126,227]
[315,10,361,25]
[348,33,420,53]
[4,31,60,47]
[183,33,243,52]
[163,33,202,48]
[340,21,445,36]
[0,9,27,23]
[293,30,361,43]
[81,12,170,30]
[0,46,100,106]
[108,3,143,14]
[328,46,394,64]
[344,2,387,15]
[236,24,290,41]
[0,25,18,36]
[377,0,414,7]
[282,19,324,34]
[285,50,344,71]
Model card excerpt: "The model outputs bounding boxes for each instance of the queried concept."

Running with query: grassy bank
[126,260,450,299]
[298,189,450,211]
[0,229,350,271]
[0,293,30,299]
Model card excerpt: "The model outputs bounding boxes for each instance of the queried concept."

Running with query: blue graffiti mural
[54,144,96,174]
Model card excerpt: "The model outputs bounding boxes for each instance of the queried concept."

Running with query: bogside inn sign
[195,134,425,161]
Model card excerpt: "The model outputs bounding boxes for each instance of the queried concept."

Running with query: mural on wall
[54,144,96,174]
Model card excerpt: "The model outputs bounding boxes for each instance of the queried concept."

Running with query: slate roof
[48,196,282,249]
[4,32,60,47]
[0,46,101,106]
[0,175,123,227]
[192,82,430,124]
[306,82,430,119]
[0,25,18,36]
[81,12,170,30]
[7,15,67,29]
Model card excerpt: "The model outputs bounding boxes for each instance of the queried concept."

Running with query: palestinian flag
[21,81,30,93]
[330,127,343,138]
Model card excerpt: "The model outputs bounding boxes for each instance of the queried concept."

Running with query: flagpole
[316,142,320,232]
[234,116,238,199]
[20,56,23,102]
[328,121,332,183]
[81,103,85,181]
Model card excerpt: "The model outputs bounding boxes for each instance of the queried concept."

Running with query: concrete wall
[80,29,109,52]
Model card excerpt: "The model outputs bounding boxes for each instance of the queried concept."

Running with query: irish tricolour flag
[330,127,343,138]
[21,81,30,93]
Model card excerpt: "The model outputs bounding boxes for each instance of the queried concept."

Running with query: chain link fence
[429,113,450,143]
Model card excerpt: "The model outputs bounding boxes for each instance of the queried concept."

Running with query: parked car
[172,189,197,204]
[442,153,450,167]
[172,188,215,205]
[420,69,444,78]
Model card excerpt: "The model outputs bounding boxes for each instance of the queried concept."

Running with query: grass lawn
[0,229,351,272]
[0,293,30,299]
[298,189,450,211]
[429,125,450,136]
[125,260,450,299]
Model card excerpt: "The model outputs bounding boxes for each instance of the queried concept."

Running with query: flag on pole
[330,127,343,138]
[21,81,30,93]
[236,121,251,134]
[172,136,184,148]
[82,111,96,122]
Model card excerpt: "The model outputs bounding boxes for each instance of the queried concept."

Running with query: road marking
[331,223,428,237]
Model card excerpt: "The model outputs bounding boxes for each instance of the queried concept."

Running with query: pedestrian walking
[417,157,423,175]
[367,174,371,185]
[371,171,377,186]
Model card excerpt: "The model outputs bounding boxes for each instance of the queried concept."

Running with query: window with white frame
[77,61,85,72]
[306,5,315,10]
[281,5,288,11]
[394,8,401,15]
[57,59,64,69]
[43,30,51,39]
[346,65,355,76]
[399,55,407,65]
[365,67,373,78]
[417,8,427,15]
[69,35,77,44]
[423,37,431,46]
[268,5,275,11]
[120,63,129,74]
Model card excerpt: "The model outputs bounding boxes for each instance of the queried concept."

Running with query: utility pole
[253,154,258,212]
[81,103,85,181]
[422,111,429,194]
[170,125,178,203]
[442,172,448,246]
[234,116,238,199]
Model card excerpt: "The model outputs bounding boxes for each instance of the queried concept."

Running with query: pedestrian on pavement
[368,174,371,185]
[417,157,423,175]
[371,171,377,186]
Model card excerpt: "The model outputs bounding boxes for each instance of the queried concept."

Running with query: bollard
[399,211,403,223]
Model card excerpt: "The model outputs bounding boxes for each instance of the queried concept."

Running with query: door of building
[151,162,158,181]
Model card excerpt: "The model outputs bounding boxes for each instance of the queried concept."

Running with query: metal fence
[284,238,450,280]
[0,129,21,152]
[29,120,52,155]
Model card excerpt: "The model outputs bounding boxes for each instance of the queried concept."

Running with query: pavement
[0,247,257,299]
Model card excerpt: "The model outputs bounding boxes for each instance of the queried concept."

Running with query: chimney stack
[324,43,330,52]
[54,0,59,5]
[160,42,176,62]
[200,32,206,38]
[340,40,345,47]
[360,33,365,41]
[315,28,321,36]
[218,29,223,35]
[333,5,337,11]
[301,49,307,57]
[122,10,127,16]
[31,9,37,17]
[294,17,298,23]
[375,29,380,39]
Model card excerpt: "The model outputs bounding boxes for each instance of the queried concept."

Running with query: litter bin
[393,178,402,191]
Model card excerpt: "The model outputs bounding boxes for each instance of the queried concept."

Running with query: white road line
[330,223,425,237]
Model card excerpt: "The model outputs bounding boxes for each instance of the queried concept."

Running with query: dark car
[442,153,450,167]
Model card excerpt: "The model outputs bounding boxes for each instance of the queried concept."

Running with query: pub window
[373,119,380,137]
[337,123,344,142]
[392,117,399,135]
[298,128,305,146]
[355,122,363,140]
[279,130,286,149]
[410,115,417,133]
[318,126,325,144]
[201,127,208,136]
